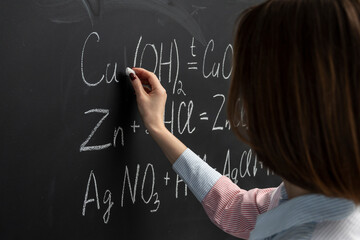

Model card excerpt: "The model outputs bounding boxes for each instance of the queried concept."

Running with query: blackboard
[0,0,281,239]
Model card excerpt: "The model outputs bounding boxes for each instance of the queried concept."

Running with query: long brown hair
[228,0,360,203]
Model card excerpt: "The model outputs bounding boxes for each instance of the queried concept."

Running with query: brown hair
[228,0,360,203]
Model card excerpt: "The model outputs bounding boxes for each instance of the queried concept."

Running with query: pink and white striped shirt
[202,176,276,239]
[172,148,360,240]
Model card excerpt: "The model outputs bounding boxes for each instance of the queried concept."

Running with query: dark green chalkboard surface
[0,0,281,239]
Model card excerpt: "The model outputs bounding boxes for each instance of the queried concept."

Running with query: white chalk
[125,67,135,77]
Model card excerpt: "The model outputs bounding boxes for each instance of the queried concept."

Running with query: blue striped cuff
[172,148,222,202]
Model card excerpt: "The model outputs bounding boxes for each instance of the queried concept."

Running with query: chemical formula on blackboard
[79,31,274,224]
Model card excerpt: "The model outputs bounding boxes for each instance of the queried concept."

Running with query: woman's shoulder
[250,194,358,239]
[311,206,360,239]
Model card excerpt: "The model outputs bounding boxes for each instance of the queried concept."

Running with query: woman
[128,0,360,239]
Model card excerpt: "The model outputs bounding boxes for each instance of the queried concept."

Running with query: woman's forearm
[148,125,187,165]
[128,67,187,165]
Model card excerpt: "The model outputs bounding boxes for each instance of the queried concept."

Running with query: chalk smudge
[36,0,206,45]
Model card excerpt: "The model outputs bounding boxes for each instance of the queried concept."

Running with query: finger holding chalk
[126,67,145,96]
[126,67,167,132]
[126,67,136,80]
[131,67,162,91]
[126,67,152,93]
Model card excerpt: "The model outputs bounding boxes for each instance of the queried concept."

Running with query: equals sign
[199,112,208,120]
[187,62,198,70]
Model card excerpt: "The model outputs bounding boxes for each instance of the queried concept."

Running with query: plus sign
[164,172,170,186]
[130,120,140,133]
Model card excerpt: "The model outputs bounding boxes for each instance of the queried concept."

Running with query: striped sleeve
[172,148,222,202]
[202,176,276,239]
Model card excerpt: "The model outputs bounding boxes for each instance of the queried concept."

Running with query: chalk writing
[121,164,160,213]
[82,170,114,224]
[202,39,233,79]
[80,109,125,152]
[78,31,277,223]
[212,94,226,131]
[80,109,111,152]
[82,170,100,216]
[81,32,119,87]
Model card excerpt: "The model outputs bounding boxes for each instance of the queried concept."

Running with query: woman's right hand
[129,68,167,133]
[129,67,187,164]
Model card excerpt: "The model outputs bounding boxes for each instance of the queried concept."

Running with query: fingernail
[130,73,136,81]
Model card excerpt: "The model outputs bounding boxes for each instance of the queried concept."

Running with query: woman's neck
[283,180,309,199]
